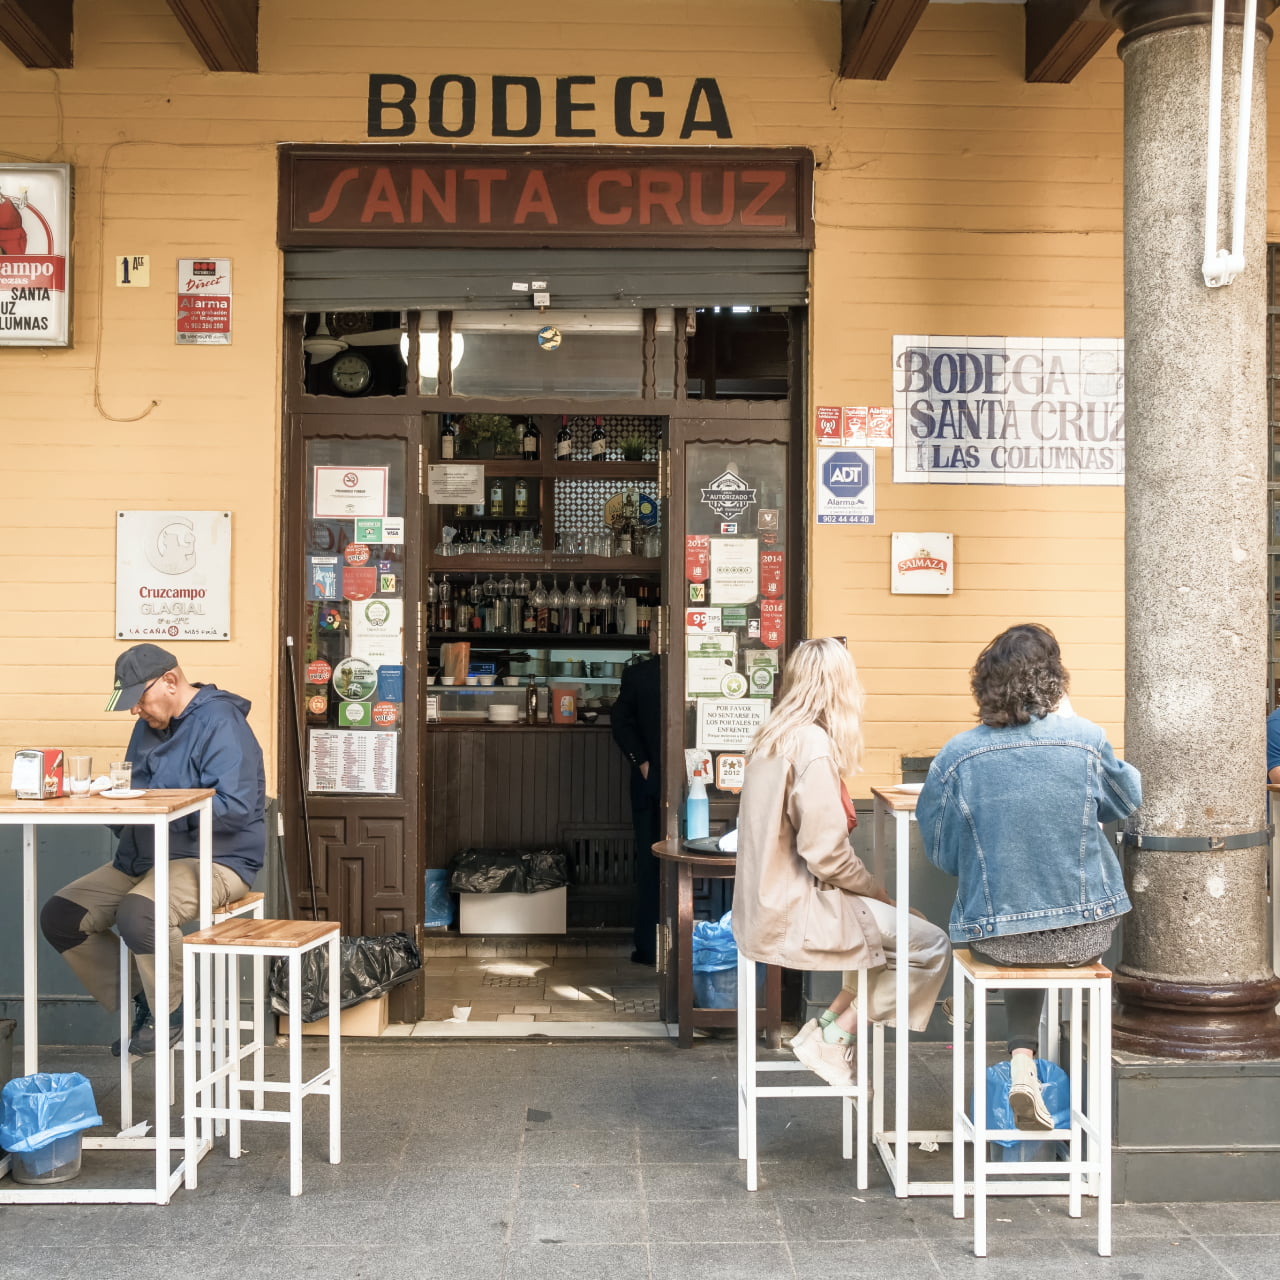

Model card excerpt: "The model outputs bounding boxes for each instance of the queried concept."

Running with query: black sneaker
[128,1003,183,1056]
[111,991,150,1058]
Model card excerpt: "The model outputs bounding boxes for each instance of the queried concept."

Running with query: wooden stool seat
[185,918,339,949]
[220,891,265,915]
[953,949,1110,983]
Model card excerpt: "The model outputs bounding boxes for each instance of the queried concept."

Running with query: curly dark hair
[971,623,1069,727]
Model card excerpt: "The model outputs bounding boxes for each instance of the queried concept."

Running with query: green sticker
[355,517,382,541]
[722,607,749,629]
[338,700,372,728]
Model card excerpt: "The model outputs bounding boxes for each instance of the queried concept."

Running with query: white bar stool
[737,955,869,1191]
[210,892,267,1121]
[182,917,342,1197]
[950,948,1112,1258]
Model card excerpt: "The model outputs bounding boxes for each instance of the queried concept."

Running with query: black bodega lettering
[367,73,732,140]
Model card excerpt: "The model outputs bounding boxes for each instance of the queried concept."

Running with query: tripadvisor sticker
[720,671,749,698]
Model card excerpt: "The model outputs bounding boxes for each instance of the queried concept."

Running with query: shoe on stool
[111,991,150,1058]
[787,1017,820,1050]
[129,1003,183,1056]
[792,1032,856,1088]
[1008,1055,1054,1131]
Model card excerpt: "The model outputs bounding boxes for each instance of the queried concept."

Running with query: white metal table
[869,785,954,1197]
[0,788,216,1204]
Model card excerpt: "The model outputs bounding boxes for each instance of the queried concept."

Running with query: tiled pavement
[2,1040,1275,1279]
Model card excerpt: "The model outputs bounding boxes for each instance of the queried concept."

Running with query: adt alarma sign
[816,448,874,524]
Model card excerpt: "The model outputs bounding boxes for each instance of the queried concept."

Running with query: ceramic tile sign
[696,697,772,750]
[175,257,231,345]
[115,510,231,641]
[891,532,954,595]
[892,335,1125,485]
[710,537,758,605]
[0,163,71,347]
[816,448,874,525]
[313,465,389,518]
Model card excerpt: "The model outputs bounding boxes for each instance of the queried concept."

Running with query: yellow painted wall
[0,0,1265,794]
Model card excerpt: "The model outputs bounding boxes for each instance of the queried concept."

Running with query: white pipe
[1203,0,1258,288]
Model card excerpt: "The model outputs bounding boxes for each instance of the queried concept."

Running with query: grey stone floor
[1,1040,1275,1279]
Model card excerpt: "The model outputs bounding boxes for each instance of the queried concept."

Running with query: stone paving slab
[1,1041,1268,1280]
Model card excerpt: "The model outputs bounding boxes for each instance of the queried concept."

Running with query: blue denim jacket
[917,711,1141,943]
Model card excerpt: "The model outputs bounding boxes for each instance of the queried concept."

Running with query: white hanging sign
[0,163,72,347]
[116,510,232,641]
[891,532,954,595]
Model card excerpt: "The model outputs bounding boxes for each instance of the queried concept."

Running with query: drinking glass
[68,755,92,796]
[109,761,132,792]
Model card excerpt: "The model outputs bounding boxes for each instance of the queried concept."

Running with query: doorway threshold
[392,1020,678,1040]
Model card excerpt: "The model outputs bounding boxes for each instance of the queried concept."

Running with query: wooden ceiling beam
[166,0,259,72]
[0,0,73,68]
[840,0,930,81]
[1026,0,1115,83]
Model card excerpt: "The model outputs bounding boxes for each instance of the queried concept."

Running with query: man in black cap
[40,644,266,1055]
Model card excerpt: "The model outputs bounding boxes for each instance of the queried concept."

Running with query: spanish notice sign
[176,257,232,345]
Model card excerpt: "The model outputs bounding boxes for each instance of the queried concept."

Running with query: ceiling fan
[304,313,404,363]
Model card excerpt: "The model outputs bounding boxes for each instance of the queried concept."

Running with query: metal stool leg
[952,963,966,1220]
[182,951,198,1190]
[855,967,868,1190]
[742,957,760,1192]
[328,931,342,1165]
[118,940,134,1132]
[972,975,988,1258]
[288,949,304,1196]
[1068,984,1083,1219]
[1096,985,1112,1257]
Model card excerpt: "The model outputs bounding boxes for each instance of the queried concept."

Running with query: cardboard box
[458,886,567,935]
[281,992,389,1037]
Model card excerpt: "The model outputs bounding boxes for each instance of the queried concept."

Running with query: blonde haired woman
[733,638,951,1086]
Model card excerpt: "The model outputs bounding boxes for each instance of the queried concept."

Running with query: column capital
[1102,0,1275,49]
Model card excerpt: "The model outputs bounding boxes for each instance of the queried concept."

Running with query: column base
[1113,972,1280,1059]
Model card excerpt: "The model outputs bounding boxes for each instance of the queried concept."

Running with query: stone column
[1103,0,1280,1057]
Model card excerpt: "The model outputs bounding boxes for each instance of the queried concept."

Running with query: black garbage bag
[448,847,571,894]
[269,931,421,1023]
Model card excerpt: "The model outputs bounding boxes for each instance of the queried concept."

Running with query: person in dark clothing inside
[40,644,266,1055]
[611,653,662,965]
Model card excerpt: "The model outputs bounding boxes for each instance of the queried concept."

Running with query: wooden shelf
[427,555,660,572]
[430,458,658,478]
[427,632,649,648]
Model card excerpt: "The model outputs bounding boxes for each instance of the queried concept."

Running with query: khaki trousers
[841,896,952,1033]
[52,860,250,1015]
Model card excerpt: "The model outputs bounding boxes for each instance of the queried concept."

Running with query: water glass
[109,761,132,792]
[68,755,92,796]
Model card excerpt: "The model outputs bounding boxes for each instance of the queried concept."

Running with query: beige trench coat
[732,724,886,971]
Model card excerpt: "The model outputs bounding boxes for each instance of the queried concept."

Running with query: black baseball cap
[106,644,178,711]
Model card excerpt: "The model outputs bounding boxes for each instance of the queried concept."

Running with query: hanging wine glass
[483,573,499,600]
[531,576,548,608]
[499,572,514,599]
[548,580,563,609]
[515,571,531,598]
[564,577,581,609]
[581,579,599,635]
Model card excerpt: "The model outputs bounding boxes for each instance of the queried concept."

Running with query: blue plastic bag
[982,1058,1071,1148]
[0,1073,102,1154]
[692,910,738,972]
[424,868,454,928]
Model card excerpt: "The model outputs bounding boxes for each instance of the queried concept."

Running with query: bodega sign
[278,145,812,249]
[0,163,71,347]
[892,335,1125,486]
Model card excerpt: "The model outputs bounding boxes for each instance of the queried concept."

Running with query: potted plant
[619,435,648,462]
[460,413,520,458]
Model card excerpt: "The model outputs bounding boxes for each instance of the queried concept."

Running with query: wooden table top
[870,786,921,812]
[0,788,217,817]
[651,839,738,866]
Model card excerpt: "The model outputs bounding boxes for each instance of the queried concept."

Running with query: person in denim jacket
[917,623,1141,1129]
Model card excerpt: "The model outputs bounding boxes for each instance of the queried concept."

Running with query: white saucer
[101,788,147,799]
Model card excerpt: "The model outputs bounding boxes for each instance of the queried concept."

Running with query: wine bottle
[589,417,607,461]
[555,417,573,461]
[514,478,530,518]
[521,418,541,461]
[441,417,458,460]
[489,479,504,518]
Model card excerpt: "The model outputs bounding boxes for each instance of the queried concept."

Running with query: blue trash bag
[0,1073,102,1155]
[692,910,738,972]
[424,868,454,928]
[982,1058,1071,1149]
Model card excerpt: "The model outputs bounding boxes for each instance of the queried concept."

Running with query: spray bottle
[685,762,710,840]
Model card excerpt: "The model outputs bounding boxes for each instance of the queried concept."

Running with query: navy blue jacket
[114,684,266,887]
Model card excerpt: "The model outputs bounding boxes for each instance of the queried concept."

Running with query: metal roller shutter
[283,247,808,312]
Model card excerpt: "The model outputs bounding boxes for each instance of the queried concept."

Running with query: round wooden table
[652,839,783,1049]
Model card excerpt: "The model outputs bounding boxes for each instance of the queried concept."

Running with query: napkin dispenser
[12,749,64,800]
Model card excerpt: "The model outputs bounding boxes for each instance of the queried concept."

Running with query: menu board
[307,729,398,794]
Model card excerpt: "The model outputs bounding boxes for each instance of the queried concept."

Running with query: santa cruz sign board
[278,145,812,249]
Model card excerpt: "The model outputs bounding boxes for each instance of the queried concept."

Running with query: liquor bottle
[611,578,627,635]
[489,479,504,518]
[555,416,573,461]
[438,575,453,632]
[441,417,458,460]
[526,678,539,725]
[453,503,469,519]
[589,417,607,461]
[521,417,541,461]
[514,478,530,519]
[636,584,650,637]
[425,573,438,631]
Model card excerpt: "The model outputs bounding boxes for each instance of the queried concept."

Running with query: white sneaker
[792,1032,856,1088]
[787,1018,820,1050]
[1008,1057,1054,1131]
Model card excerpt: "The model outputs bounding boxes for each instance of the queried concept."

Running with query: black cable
[285,636,321,922]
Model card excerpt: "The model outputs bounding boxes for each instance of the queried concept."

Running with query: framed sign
[0,163,72,347]
[116,510,232,641]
